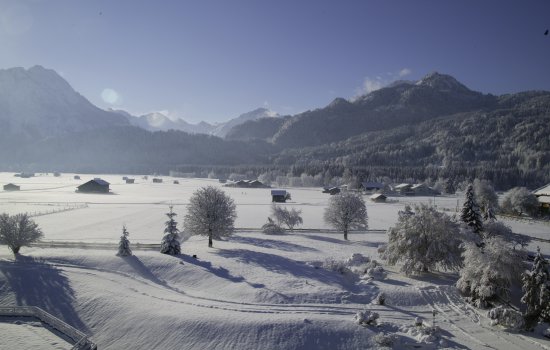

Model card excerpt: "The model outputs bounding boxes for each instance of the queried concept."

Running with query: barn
[77,178,110,193]
[3,183,20,191]
[271,190,288,203]
[534,184,550,215]
[370,193,387,203]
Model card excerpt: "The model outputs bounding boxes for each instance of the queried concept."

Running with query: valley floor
[0,173,549,349]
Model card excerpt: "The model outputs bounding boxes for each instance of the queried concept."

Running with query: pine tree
[461,184,483,235]
[117,225,132,256]
[160,205,181,255]
[521,247,550,328]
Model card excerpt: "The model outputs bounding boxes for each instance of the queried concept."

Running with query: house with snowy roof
[77,178,110,193]
[534,183,550,215]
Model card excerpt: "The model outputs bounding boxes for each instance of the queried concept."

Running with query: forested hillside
[270,91,550,189]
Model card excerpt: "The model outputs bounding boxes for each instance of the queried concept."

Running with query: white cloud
[353,67,413,99]
[399,68,412,77]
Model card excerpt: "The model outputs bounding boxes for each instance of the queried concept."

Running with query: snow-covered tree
[473,179,498,219]
[382,204,463,276]
[461,184,483,235]
[323,191,368,240]
[521,247,550,328]
[184,186,237,248]
[457,236,525,307]
[482,220,527,248]
[270,203,303,231]
[500,187,539,217]
[0,213,43,254]
[160,206,181,255]
[261,217,285,235]
[117,225,132,256]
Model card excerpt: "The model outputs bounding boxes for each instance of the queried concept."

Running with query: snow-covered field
[0,172,549,349]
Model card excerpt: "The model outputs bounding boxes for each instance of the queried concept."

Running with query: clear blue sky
[1,0,549,123]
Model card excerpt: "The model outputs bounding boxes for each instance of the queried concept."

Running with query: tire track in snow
[419,286,550,350]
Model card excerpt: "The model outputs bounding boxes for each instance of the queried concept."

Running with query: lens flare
[101,88,120,105]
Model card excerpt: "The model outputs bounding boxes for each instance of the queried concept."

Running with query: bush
[322,258,352,275]
[354,310,379,326]
[488,306,525,330]
[372,332,396,347]
[261,218,285,235]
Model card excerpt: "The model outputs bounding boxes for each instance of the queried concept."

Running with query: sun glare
[101,88,120,105]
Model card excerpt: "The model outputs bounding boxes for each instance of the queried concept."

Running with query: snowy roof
[92,178,110,186]
[370,193,386,199]
[271,190,287,196]
[411,184,428,189]
[534,184,550,196]
[394,183,411,189]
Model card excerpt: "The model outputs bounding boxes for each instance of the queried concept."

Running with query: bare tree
[0,213,43,254]
[184,186,237,247]
[323,192,368,240]
[270,203,303,231]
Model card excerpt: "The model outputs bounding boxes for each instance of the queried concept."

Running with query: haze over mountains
[0,65,548,188]
[122,107,279,138]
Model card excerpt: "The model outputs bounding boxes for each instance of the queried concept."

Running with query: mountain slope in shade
[0,65,128,138]
[230,72,497,147]
[210,108,279,137]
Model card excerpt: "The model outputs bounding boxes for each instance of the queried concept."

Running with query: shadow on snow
[0,256,88,333]
[230,235,319,252]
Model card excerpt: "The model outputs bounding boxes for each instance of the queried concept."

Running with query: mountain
[0,65,128,138]
[126,111,216,134]
[121,107,279,137]
[271,90,550,189]
[229,72,497,148]
[210,108,279,138]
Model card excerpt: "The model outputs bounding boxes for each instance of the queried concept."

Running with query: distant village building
[125,178,135,184]
[173,180,179,184]
[393,183,413,195]
[370,193,387,203]
[392,183,438,196]
[15,173,35,178]
[3,183,20,191]
[218,178,227,184]
[225,179,268,188]
[122,176,129,181]
[54,172,61,177]
[77,178,110,193]
[271,190,288,203]
[534,184,550,215]
[411,183,440,196]
[152,178,163,183]
[74,175,81,180]
[360,182,384,193]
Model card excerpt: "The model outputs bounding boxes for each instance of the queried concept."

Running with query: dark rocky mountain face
[0,65,128,139]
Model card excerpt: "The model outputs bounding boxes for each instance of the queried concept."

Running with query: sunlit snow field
[0,172,549,349]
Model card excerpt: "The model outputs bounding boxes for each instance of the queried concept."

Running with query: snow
[0,317,73,350]
[1,172,550,349]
